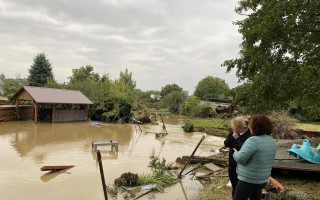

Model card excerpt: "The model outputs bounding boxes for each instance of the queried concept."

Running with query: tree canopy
[161,91,187,114]
[68,65,100,84]
[0,73,27,98]
[223,0,320,120]
[117,68,136,90]
[27,53,54,87]
[160,83,183,97]
[193,76,229,99]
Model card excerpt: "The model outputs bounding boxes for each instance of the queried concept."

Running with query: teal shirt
[233,135,276,184]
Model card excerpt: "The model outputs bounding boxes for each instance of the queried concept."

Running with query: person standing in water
[224,116,251,199]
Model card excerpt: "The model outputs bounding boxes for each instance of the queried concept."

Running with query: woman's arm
[233,138,257,165]
[224,131,235,147]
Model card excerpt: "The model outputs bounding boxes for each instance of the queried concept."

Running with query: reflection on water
[0,120,225,200]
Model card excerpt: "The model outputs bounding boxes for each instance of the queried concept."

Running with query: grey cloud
[0,0,243,93]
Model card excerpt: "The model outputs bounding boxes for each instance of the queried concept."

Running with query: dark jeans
[233,180,266,200]
[228,168,238,198]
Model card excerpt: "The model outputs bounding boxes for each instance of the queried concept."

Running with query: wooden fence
[0,105,33,121]
[54,110,89,123]
[0,106,89,123]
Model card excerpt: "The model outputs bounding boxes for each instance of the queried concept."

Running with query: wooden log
[180,155,227,166]
[41,165,75,171]
[97,150,108,200]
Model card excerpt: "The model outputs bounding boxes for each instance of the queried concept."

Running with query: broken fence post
[178,135,206,178]
[159,114,168,134]
[97,150,108,200]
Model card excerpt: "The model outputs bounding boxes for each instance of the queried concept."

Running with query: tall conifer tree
[28,53,54,87]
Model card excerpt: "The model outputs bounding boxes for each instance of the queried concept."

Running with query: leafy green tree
[1,74,27,98]
[68,65,100,84]
[161,91,187,114]
[27,53,54,87]
[223,0,320,120]
[110,81,135,103]
[131,89,154,110]
[44,77,64,89]
[194,76,229,99]
[117,68,136,90]
[67,66,112,102]
[160,83,183,98]
[181,95,200,116]
[66,66,136,122]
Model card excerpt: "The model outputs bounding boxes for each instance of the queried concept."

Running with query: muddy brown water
[0,119,225,200]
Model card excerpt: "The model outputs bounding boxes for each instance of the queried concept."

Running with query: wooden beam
[52,104,56,123]
[15,99,20,121]
[34,102,38,123]
[41,165,75,171]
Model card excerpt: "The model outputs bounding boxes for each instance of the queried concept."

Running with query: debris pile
[114,172,139,187]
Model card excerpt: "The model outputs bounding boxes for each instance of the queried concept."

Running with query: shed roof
[12,86,93,104]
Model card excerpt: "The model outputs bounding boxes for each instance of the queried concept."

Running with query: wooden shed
[11,86,93,123]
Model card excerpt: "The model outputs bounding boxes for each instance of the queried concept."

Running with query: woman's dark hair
[249,115,273,136]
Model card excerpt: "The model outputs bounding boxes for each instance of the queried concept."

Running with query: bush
[183,121,194,132]
[196,103,218,118]
[300,105,320,122]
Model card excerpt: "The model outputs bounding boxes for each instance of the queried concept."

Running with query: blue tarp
[287,139,320,164]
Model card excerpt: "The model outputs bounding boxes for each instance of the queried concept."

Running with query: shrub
[197,103,218,118]
[183,121,194,132]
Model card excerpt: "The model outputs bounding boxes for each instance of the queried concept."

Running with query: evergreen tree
[28,53,54,87]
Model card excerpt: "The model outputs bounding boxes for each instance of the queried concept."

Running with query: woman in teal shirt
[233,115,276,200]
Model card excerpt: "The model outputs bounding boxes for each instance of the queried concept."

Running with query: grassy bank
[293,122,320,132]
[192,170,320,200]
[184,117,319,134]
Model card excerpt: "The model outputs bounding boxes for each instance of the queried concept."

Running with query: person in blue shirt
[224,116,251,199]
[233,114,276,200]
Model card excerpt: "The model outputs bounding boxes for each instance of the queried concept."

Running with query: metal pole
[178,135,205,178]
[97,150,108,200]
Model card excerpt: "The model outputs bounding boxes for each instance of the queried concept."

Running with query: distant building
[150,94,161,101]
[201,98,233,114]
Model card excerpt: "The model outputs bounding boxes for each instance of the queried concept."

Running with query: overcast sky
[0,0,244,94]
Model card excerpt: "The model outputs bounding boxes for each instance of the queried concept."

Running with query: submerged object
[287,139,320,164]
[90,121,102,125]
[41,165,75,171]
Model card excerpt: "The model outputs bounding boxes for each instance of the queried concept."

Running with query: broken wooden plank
[41,165,75,171]
[180,155,227,166]
[203,163,222,172]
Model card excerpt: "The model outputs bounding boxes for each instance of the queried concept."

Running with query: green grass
[293,122,320,132]
[138,172,177,192]
[186,118,231,129]
[185,117,319,132]
[193,176,231,200]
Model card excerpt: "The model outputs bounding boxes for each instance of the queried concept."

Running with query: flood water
[0,119,225,200]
